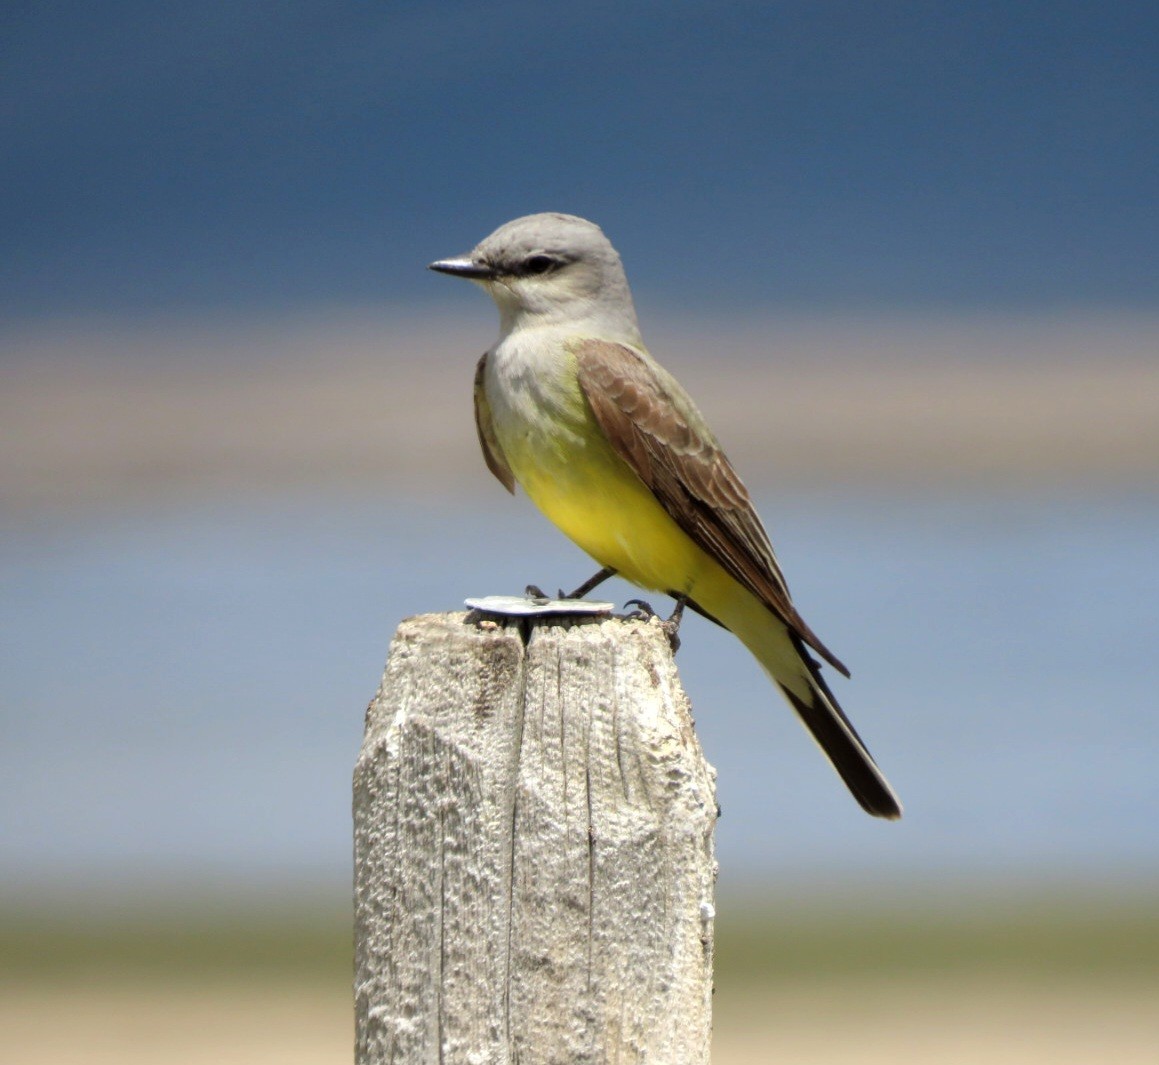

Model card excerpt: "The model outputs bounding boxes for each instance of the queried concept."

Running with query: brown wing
[575,339,849,676]
[473,352,515,494]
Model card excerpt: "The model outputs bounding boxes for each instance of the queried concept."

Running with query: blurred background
[3,3,1157,1062]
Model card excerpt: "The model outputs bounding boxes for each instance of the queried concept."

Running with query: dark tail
[778,637,902,819]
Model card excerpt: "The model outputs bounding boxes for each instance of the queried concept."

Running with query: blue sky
[3,1,1158,317]
[3,4,1158,899]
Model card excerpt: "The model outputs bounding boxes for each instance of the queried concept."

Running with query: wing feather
[575,339,849,676]
[473,352,515,494]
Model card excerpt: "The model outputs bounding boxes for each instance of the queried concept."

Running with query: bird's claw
[623,597,685,653]
[623,597,655,618]
[524,584,550,602]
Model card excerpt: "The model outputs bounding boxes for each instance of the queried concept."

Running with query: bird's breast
[485,333,590,463]
[483,332,714,593]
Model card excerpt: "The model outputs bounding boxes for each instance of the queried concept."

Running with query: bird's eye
[521,255,557,276]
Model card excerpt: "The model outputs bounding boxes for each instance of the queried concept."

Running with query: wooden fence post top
[355,609,717,1065]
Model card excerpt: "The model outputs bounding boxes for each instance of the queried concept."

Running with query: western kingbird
[430,213,901,819]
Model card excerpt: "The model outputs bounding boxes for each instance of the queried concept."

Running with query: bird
[429,212,901,819]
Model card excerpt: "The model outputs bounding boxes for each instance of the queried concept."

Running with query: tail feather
[777,639,902,819]
[694,587,901,819]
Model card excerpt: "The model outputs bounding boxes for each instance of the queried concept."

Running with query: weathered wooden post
[354,609,717,1064]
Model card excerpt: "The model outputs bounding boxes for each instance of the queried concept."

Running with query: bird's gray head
[429,213,641,342]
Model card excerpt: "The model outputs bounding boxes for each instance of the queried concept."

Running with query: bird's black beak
[428,256,495,279]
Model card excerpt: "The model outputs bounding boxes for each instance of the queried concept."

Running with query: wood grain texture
[354,611,718,1065]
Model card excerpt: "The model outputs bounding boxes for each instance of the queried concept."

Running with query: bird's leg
[662,595,688,651]
[562,566,617,600]
[525,566,615,602]
[623,593,688,653]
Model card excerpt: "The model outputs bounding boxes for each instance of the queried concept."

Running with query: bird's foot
[623,595,687,653]
[524,584,551,603]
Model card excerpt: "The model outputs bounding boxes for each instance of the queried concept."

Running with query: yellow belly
[483,341,806,693]
[487,350,779,655]
[504,414,820,711]
[512,428,717,598]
